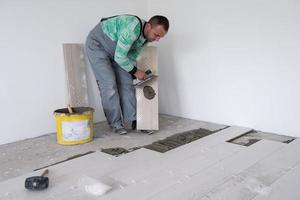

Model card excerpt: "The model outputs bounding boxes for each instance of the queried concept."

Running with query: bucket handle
[67,104,74,114]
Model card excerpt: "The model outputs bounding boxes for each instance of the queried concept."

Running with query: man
[85,15,169,135]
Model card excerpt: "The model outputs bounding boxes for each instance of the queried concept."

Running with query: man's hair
[148,15,169,31]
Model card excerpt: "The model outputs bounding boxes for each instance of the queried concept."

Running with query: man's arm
[114,19,140,76]
[128,45,146,62]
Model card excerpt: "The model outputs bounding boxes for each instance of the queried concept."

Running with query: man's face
[144,24,167,42]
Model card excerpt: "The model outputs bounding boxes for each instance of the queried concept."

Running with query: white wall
[0,0,147,145]
[149,0,300,137]
[1,0,299,145]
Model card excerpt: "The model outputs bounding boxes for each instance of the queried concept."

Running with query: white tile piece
[99,170,186,200]
[148,140,285,200]
[96,140,283,200]
[63,43,89,107]
[200,139,300,200]
[92,128,253,199]
[252,161,300,200]
[109,126,249,184]
[137,46,158,74]
[1,126,297,200]
[136,46,159,130]
[110,142,243,184]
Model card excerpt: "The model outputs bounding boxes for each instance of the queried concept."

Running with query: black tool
[145,69,152,76]
[25,169,49,190]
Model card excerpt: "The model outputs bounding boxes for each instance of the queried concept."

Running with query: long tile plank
[0,149,159,200]
[253,161,300,200]
[200,139,300,200]
[98,140,284,200]
[110,126,249,183]
[148,140,285,200]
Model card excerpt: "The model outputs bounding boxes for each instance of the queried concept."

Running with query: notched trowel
[133,69,158,87]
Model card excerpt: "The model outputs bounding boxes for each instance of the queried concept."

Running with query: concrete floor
[2,115,300,200]
[0,114,226,182]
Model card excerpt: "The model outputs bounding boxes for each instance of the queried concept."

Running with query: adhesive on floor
[228,130,295,146]
[101,127,223,156]
[101,148,129,156]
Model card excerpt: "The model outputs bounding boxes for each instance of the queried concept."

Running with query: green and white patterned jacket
[101,15,148,74]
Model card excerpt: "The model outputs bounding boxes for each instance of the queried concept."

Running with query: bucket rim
[54,107,94,115]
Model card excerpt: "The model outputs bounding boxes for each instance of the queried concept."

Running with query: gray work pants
[85,22,136,129]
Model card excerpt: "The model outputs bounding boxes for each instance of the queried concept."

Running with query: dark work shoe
[113,127,127,135]
[131,120,137,130]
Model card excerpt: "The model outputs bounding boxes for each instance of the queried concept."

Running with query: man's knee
[98,81,118,96]
[119,82,135,92]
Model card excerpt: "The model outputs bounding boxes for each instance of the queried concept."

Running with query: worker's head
[144,15,169,42]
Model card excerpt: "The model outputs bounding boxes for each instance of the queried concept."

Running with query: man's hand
[134,69,146,80]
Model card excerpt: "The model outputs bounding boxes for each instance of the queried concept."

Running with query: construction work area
[1,0,299,199]
[1,115,299,199]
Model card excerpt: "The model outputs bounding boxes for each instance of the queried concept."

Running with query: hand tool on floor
[134,69,158,87]
[25,169,49,190]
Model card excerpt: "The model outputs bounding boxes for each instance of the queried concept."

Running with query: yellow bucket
[54,107,94,145]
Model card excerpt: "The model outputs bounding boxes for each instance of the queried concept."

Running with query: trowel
[133,69,158,87]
